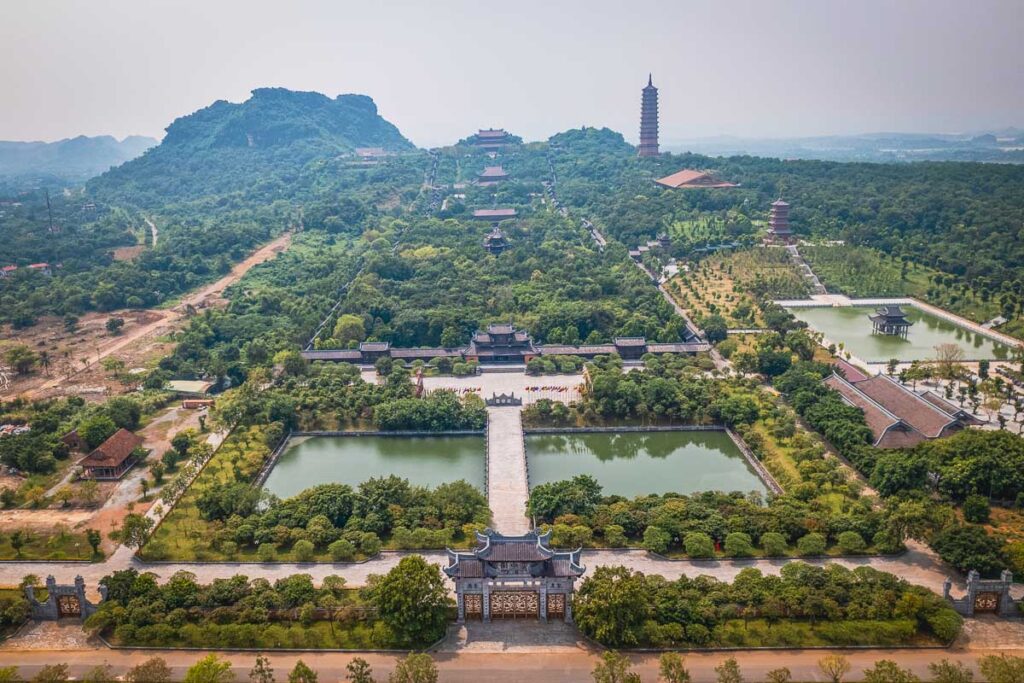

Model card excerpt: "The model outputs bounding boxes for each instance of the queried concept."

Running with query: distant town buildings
[638,75,659,157]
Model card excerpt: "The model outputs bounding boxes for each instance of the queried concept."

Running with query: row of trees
[573,563,960,649]
[87,556,449,652]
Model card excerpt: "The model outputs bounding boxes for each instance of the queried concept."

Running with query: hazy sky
[2,0,1022,147]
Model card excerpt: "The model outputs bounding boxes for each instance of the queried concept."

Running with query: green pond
[786,305,1012,362]
[262,435,486,498]
[525,431,767,498]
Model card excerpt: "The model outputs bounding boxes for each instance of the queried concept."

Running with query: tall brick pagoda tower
[638,74,659,157]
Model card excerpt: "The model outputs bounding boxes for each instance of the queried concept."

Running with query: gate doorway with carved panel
[975,591,1000,613]
[57,594,81,618]
[547,593,566,620]
[490,591,539,619]
[464,594,483,620]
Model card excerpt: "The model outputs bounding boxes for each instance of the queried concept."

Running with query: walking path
[486,407,531,534]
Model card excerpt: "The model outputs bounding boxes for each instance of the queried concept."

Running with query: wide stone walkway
[486,407,531,535]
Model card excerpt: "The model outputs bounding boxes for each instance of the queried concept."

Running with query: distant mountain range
[663,129,1024,163]
[0,135,157,182]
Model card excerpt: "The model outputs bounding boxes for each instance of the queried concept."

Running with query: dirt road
[18,232,292,400]
[0,645,1013,682]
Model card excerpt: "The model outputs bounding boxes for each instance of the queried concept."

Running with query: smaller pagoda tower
[638,75,659,157]
[768,198,791,238]
[483,226,509,255]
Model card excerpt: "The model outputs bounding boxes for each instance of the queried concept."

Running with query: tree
[797,532,827,556]
[80,480,100,507]
[933,343,966,380]
[573,566,651,648]
[81,665,114,683]
[118,513,154,549]
[979,654,1024,683]
[184,655,236,683]
[0,667,18,683]
[333,314,366,346]
[862,660,920,683]
[642,525,672,554]
[928,659,973,683]
[658,653,690,683]
[931,525,1007,576]
[105,317,125,335]
[591,651,641,683]
[370,556,449,647]
[249,655,274,683]
[759,532,788,556]
[287,661,317,683]
[86,529,102,556]
[703,315,728,344]
[273,350,306,377]
[345,658,375,683]
[723,532,754,557]
[78,415,117,450]
[765,669,792,683]
[818,655,851,683]
[714,658,743,683]
[28,664,68,682]
[963,494,991,524]
[9,530,28,558]
[2,345,39,375]
[387,654,437,683]
[683,532,715,558]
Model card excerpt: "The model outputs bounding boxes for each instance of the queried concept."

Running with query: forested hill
[0,135,156,182]
[89,88,417,206]
[548,127,1024,286]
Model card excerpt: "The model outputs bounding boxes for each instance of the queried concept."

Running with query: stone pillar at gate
[482,585,491,622]
[565,598,573,624]
[456,589,465,623]
[539,586,548,622]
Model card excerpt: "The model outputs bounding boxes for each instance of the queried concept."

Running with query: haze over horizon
[2,0,1022,148]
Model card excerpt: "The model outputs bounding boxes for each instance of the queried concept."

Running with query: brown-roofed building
[655,169,738,190]
[60,429,87,453]
[79,428,145,480]
[472,208,517,220]
[474,129,511,150]
[824,372,974,449]
[478,166,509,185]
[444,530,585,622]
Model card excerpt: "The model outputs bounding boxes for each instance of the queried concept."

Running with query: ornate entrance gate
[464,594,483,620]
[547,593,565,619]
[489,591,538,619]
[57,594,81,618]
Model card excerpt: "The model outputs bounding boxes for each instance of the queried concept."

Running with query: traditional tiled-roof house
[79,428,145,480]
[824,372,977,449]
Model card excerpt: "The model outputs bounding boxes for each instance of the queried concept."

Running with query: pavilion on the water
[869,305,914,337]
[444,529,585,622]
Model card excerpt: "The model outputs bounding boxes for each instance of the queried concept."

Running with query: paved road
[486,407,531,534]
[0,542,973,601]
